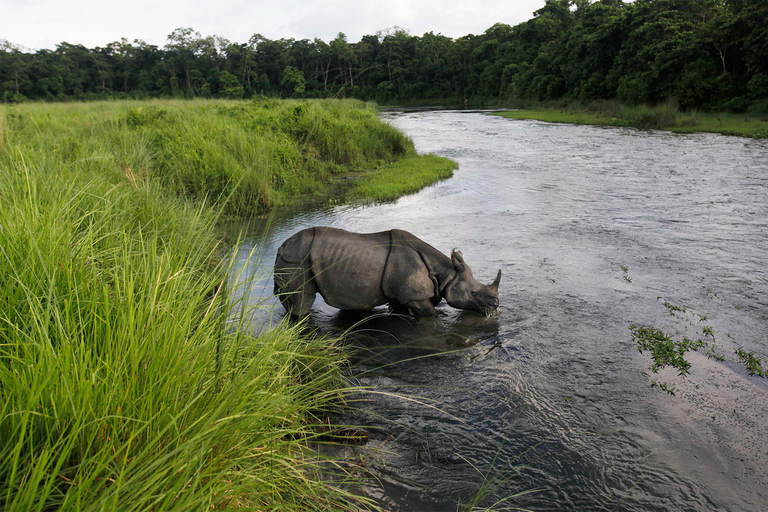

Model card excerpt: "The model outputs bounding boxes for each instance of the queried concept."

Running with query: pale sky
[3,0,546,51]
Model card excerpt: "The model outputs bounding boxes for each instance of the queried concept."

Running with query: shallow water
[230,110,768,511]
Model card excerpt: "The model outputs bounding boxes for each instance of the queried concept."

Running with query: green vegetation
[630,325,705,377]
[620,264,632,282]
[631,299,767,396]
[0,98,451,510]
[1,98,446,217]
[735,348,768,377]
[350,154,458,202]
[3,0,767,114]
[493,100,768,138]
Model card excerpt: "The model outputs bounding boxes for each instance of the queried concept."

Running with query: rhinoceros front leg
[405,299,438,317]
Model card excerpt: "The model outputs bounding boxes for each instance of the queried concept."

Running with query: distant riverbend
[494,104,768,139]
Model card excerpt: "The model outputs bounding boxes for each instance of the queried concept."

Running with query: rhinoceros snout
[482,296,500,317]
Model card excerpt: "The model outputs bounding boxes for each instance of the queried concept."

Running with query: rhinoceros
[273,226,501,318]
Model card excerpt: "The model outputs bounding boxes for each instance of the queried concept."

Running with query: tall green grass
[584,98,681,130]
[2,98,417,217]
[0,102,376,510]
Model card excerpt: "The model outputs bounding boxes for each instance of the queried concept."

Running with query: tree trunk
[714,43,727,74]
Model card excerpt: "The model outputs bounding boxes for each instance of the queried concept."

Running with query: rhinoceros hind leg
[274,257,317,318]
[405,299,438,317]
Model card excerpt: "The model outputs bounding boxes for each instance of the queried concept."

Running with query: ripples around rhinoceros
[230,109,768,511]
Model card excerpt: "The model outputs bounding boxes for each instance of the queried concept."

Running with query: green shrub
[621,98,679,129]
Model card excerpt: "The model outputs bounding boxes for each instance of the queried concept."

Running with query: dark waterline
[230,111,768,511]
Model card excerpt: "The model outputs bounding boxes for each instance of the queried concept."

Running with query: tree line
[2,0,766,112]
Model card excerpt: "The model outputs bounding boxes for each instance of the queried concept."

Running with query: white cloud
[0,0,545,51]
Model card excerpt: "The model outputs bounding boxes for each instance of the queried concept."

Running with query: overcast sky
[3,0,546,51]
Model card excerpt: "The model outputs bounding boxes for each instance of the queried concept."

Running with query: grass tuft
[0,100,382,511]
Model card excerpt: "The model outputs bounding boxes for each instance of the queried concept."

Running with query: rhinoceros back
[309,227,391,311]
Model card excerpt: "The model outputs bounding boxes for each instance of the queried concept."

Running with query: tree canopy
[2,0,766,112]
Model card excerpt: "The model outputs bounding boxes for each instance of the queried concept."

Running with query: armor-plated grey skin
[274,226,501,318]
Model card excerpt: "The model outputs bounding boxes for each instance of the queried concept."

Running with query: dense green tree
[1,1,766,111]
[375,28,417,97]
[106,39,135,94]
[0,41,30,101]
[281,65,306,95]
[562,0,627,100]
[735,0,768,106]
[329,33,356,89]
[414,32,455,98]
[611,0,708,104]
[165,28,201,95]
[218,70,244,98]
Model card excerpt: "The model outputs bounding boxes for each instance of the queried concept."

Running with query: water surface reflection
[230,110,768,511]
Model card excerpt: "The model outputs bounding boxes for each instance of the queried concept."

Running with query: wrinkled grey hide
[274,226,501,318]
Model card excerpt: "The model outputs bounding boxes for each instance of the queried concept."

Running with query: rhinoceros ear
[451,250,466,273]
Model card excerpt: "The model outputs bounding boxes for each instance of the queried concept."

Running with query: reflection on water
[230,111,768,511]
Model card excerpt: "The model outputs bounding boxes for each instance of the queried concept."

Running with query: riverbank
[492,102,768,139]
[1,99,456,215]
[0,98,452,511]
[349,154,458,202]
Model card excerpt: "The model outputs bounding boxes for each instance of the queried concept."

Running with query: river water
[230,110,768,511]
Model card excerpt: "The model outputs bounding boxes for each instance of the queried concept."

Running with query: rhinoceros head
[444,251,501,316]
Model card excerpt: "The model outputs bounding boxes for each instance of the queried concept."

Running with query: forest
[1,0,767,113]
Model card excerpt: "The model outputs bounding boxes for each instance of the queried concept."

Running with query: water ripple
[232,110,768,511]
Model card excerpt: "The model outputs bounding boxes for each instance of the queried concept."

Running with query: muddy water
[231,110,768,511]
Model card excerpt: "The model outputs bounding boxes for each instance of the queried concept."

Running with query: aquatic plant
[734,348,768,377]
[631,298,766,396]
[630,325,705,377]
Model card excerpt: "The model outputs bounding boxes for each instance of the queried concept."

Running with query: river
[230,110,768,511]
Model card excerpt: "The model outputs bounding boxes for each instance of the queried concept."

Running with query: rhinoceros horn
[490,269,502,291]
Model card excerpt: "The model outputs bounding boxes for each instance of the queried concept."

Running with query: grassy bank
[0,99,424,511]
[2,99,454,217]
[350,154,458,202]
[492,100,768,139]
